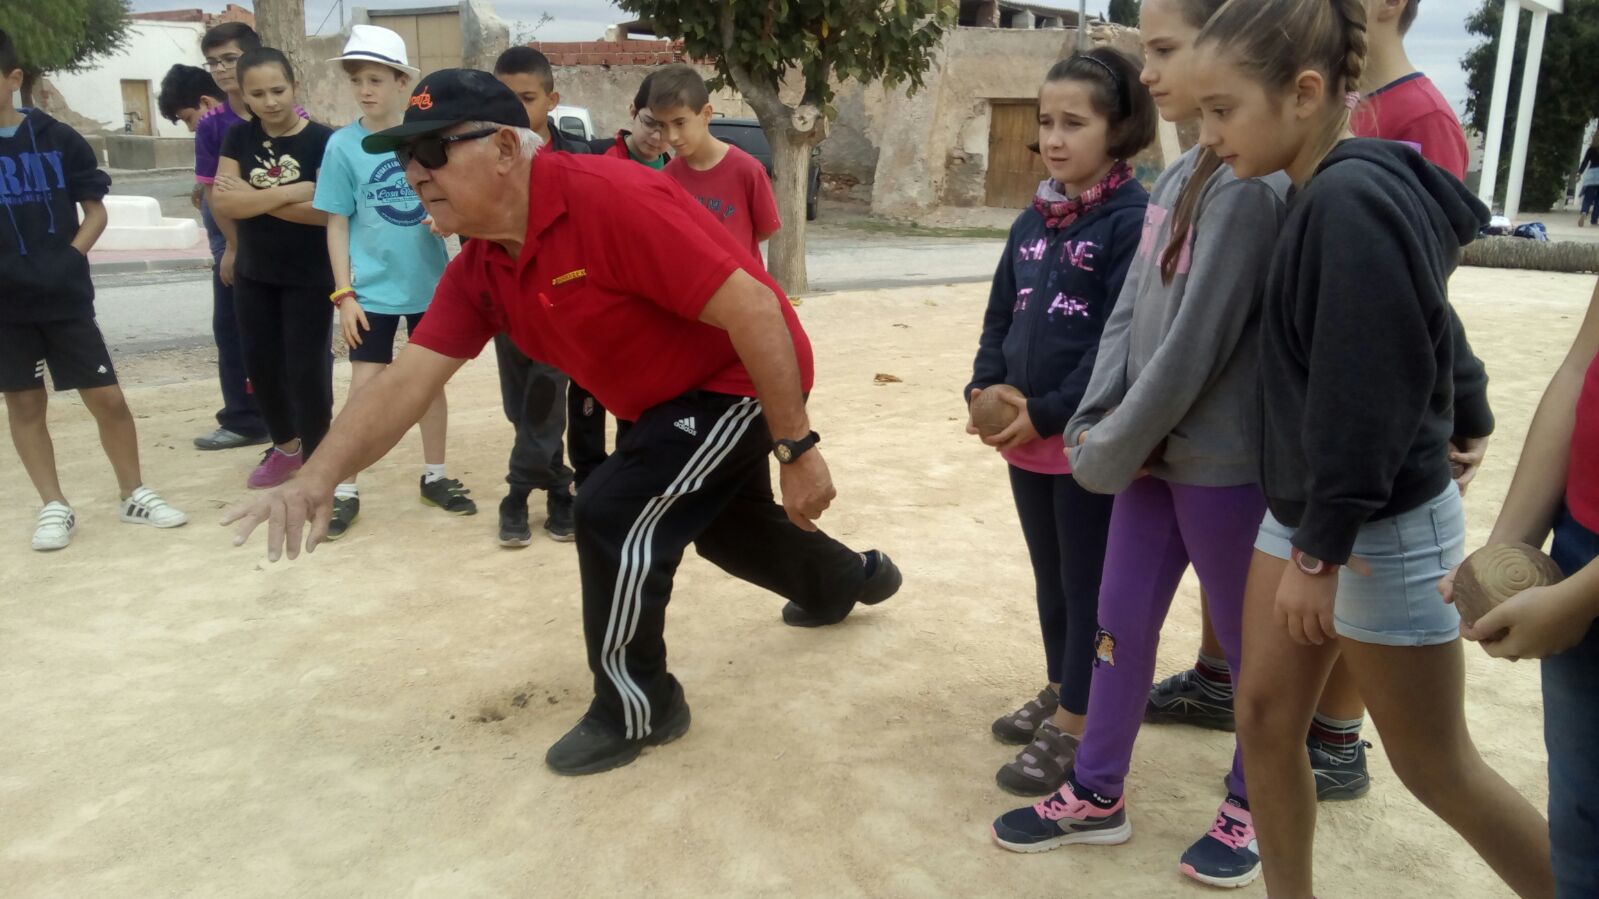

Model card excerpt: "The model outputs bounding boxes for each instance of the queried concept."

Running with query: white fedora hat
[329,24,421,79]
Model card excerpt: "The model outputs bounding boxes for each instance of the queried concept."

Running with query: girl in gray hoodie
[989,0,1283,887]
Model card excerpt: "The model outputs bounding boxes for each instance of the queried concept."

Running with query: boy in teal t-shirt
[312,25,476,538]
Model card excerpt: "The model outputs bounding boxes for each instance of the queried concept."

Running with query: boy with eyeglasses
[590,73,671,169]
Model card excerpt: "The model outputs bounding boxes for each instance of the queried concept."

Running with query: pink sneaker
[991,777,1131,852]
[248,447,303,489]
[1179,794,1261,887]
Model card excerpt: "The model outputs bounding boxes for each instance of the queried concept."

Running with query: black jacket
[0,109,111,323]
[967,177,1148,438]
[1261,138,1490,563]
[545,127,591,155]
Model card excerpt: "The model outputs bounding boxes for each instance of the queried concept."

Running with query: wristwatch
[773,431,821,464]
[1290,547,1333,576]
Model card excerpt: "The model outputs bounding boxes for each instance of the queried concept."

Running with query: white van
[552,105,595,143]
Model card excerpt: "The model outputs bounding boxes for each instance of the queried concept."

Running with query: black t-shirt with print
[220,118,336,287]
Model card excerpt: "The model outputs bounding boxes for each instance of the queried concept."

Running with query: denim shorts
[1255,484,1464,646]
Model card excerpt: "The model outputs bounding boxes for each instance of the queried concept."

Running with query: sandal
[996,719,1080,796]
[991,686,1059,744]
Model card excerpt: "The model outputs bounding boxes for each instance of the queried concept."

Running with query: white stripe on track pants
[573,390,867,740]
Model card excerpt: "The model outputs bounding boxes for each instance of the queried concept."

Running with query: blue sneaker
[1310,737,1373,801]
[1179,795,1261,888]
[1145,668,1236,731]
[991,778,1131,853]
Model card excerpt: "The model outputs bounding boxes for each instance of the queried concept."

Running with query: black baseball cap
[361,68,531,153]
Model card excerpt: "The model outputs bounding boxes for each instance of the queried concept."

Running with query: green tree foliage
[1108,0,1140,27]
[618,0,957,292]
[1463,0,1599,212]
[0,0,131,105]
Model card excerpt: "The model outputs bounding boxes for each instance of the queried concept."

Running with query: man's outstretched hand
[223,478,335,561]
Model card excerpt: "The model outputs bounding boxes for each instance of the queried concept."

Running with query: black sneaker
[545,687,692,776]
[498,493,532,548]
[781,549,902,627]
[1310,737,1372,801]
[419,476,477,515]
[544,487,575,543]
[325,495,360,541]
[1145,668,1236,732]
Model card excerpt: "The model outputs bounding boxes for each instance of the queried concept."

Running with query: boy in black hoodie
[0,30,187,550]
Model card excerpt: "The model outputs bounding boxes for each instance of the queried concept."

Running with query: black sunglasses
[395,127,499,170]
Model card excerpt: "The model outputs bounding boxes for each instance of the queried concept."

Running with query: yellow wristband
[330,287,356,305]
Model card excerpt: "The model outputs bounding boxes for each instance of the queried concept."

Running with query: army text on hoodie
[0,109,111,323]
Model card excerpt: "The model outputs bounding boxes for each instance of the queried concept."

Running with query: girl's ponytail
[1161,150,1223,285]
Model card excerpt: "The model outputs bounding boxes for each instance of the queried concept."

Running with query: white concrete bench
[95,195,200,251]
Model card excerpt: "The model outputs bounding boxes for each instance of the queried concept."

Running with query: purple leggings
[1072,477,1266,800]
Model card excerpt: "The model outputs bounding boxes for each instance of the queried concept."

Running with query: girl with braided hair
[1186,0,1555,895]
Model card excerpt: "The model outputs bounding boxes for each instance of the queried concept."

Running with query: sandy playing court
[0,266,1589,898]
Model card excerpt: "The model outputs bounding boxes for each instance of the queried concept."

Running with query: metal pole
[1478,0,1521,210]
[1077,0,1088,51]
[1503,8,1548,222]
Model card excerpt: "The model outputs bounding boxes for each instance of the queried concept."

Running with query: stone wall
[808,24,1167,216]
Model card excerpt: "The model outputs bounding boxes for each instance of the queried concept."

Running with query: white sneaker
[120,486,188,529]
[32,502,76,551]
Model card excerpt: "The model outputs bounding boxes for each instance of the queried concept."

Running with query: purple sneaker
[248,447,303,489]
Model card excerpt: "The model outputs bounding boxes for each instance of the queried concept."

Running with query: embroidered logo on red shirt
[551,268,587,286]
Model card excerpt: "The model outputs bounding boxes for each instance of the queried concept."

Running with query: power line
[313,0,340,35]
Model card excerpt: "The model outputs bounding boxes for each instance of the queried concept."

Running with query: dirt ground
[0,267,1590,898]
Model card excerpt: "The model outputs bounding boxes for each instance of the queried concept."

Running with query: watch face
[775,445,792,463]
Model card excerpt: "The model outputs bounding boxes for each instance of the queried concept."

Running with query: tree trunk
[253,0,307,63]
[19,71,36,109]
[766,126,811,295]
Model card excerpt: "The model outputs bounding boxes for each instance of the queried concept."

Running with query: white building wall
[47,21,206,139]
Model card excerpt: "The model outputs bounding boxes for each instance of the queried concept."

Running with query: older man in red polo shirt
[228,70,902,775]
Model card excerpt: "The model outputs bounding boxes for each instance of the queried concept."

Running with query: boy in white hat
[312,24,476,538]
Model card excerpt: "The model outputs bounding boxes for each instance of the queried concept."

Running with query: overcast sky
[130,0,1479,113]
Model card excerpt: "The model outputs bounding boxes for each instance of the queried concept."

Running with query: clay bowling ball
[972,384,1025,438]
[1452,542,1564,626]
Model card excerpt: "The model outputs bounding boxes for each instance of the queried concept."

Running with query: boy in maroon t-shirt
[1351,0,1468,179]
[651,65,781,267]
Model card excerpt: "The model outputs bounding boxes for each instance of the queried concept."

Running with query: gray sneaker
[996,720,1080,796]
[194,427,270,451]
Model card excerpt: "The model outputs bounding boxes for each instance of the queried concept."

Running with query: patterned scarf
[1031,161,1134,230]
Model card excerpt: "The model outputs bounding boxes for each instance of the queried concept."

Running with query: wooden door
[120,80,153,136]
[985,100,1046,209]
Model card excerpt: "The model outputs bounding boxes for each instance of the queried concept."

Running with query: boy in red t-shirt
[651,65,781,266]
[1351,0,1468,179]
